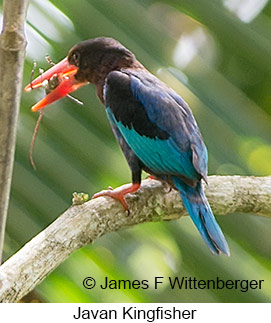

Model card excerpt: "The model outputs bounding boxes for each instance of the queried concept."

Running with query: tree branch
[0,175,270,303]
[0,0,29,263]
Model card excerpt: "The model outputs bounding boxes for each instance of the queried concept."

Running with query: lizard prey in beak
[25,57,87,112]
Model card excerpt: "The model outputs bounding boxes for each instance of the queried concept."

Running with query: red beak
[24,57,87,112]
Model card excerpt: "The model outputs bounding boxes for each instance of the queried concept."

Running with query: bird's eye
[71,52,80,66]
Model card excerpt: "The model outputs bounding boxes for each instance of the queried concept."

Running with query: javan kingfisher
[25,37,230,256]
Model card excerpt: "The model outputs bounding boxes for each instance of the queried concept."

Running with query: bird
[25,37,230,256]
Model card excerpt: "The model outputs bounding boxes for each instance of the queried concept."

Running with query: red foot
[148,175,157,180]
[92,183,140,211]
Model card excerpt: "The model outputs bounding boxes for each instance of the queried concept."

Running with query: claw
[163,184,172,193]
[92,183,140,212]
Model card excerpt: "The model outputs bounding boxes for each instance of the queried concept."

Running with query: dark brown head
[68,37,140,85]
[25,37,142,111]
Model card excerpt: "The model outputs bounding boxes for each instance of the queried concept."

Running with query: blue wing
[104,69,229,255]
[105,69,208,182]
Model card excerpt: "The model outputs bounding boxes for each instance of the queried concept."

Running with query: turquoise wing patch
[106,107,198,179]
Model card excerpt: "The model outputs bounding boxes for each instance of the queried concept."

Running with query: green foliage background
[0,0,270,302]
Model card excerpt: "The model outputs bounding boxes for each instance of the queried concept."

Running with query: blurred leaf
[0,0,270,302]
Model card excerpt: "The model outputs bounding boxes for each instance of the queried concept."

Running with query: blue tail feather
[172,176,230,256]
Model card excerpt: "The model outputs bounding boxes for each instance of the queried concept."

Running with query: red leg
[92,183,140,211]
